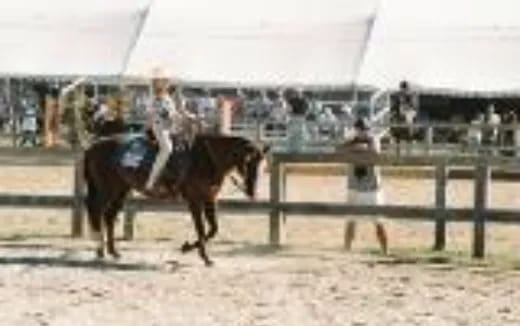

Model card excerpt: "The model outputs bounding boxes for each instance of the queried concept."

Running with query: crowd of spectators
[1,79,518,153]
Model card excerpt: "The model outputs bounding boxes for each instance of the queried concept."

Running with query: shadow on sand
[0,255,158,271]
[222,242,281,257]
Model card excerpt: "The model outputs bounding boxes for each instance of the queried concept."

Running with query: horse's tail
[83,151,94,202]
[83,147,102,235]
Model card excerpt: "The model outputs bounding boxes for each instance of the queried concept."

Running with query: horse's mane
[190,134,252,175]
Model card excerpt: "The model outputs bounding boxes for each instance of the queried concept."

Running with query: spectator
[467,112,484,152]
[339,117,388,254]
[501,109,517,156]
[304,93,321,141]
[396,80,419,122]
[196,92,216,120]
[285,88,308,116]
[19,97,38,147]
[0,93,8,132]
[127,90,149,133]
[482,104,501,154]
[44,86,60,148]
[284,88,309,152]
[318,106,338,139]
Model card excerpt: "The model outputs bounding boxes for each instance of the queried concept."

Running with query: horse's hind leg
[85,190,107,259]
[104,191,129,259]
[203,201,218,242]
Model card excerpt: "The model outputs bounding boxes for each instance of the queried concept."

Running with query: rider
[145,66,195,192]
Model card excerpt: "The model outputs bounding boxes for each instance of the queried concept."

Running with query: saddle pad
[119,136,154,169]
[116,134,191,180]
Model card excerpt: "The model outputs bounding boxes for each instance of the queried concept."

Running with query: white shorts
[347,189,384,206]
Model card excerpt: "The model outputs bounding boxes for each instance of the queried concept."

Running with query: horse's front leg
[104,192,127,259]
[182,201,213,266]
[182,201,218,249]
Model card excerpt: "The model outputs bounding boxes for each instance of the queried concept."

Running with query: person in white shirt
[318,106,338,139]
[20,97,38,147]
[482,104,501,154]
[145,66,195,192]
[339,117,388,254]
[467,113,484,152]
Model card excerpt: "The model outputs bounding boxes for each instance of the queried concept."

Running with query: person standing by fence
[285,88,309,152]
[44,86,60,148]
[392,80,419,153]
[19,97,39,147]
[482,103,501,155]
[340,117,388,254]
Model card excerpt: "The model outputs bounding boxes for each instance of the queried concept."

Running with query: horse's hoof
[95,249,105,259]
[204,259,214,267]
[180,241,191,254]
[109,251,121,260]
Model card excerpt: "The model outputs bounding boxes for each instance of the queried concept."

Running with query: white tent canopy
[124,0,378,86]
[3,0,520,93]
[358,0,520,93]
[0,0,149,77]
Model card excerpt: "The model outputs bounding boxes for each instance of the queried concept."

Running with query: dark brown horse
[83,134,269,266]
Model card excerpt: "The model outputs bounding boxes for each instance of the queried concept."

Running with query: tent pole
[119,1,154,77]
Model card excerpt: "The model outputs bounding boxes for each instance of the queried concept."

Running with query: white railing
[229,120,520,156]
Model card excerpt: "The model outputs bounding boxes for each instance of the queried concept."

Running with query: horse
[83,133,269,266]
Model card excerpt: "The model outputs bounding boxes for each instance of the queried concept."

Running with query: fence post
[433,161,447,251]
[123,191,136,240]
[472,160,490,258]
[269,156,285,246]
[71,155,85,237]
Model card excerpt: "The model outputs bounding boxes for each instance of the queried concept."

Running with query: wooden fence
[0,150,518,259]
[1,130,520,258]
[268,152,519,258]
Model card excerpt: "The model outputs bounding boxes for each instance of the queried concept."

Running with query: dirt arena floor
[1,165,520,325]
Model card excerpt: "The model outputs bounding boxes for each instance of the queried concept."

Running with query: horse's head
[232,138,270,199]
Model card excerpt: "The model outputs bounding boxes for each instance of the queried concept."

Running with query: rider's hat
[149,65,172,80]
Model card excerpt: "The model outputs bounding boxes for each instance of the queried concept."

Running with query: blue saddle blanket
[116,135,191,176]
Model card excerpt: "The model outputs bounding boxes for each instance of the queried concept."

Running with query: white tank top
[148,96,182,133]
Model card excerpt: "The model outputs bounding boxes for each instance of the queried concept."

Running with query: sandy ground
[0,166,520,325]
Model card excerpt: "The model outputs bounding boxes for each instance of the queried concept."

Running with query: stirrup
[142,184,170,199]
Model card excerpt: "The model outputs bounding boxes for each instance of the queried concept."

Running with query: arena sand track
[0,166,520,325]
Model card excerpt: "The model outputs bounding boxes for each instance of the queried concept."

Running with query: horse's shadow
[220,242,280,257]
[0,255,158,271]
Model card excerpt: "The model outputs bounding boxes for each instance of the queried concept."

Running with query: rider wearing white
[145,67,195,192]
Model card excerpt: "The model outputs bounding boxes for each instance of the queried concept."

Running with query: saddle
[117,131,192,194]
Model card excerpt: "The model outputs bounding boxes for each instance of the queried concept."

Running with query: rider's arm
[172,89,196,121]
[175,102,196,121]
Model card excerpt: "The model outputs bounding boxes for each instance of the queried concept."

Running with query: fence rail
[269,151,519,258]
